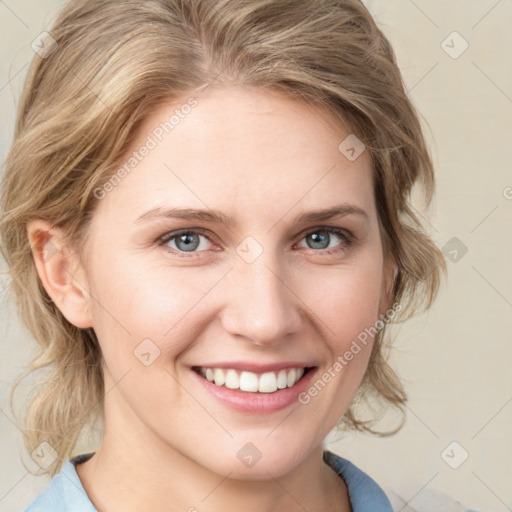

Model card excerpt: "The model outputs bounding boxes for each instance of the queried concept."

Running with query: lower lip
[191,367,318,414]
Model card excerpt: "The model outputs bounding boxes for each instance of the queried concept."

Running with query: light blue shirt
[24,450,394,511]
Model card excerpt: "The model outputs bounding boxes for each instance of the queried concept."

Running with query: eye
[157,229,214,255]
[157,226,354,258]
[296,227,353,254]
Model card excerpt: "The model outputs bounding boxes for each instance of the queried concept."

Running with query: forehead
[95,85,375,227]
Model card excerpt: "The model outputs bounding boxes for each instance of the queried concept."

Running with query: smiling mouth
[192,366,314,394]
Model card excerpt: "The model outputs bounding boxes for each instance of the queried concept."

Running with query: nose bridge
[220,243,302,345]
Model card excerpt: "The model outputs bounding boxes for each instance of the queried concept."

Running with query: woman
[1,0,450,510]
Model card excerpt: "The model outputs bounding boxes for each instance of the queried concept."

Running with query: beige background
[1,1,511,511]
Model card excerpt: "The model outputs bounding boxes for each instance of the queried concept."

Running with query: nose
[219,253,303,347]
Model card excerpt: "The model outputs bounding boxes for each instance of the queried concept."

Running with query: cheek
[86,252,227,372]
[300,257,384,341]
[90,251,194,327]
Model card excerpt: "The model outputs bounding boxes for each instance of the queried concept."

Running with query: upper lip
[192,361,317,373]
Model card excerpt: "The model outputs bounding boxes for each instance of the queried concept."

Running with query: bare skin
[29,84,394,512]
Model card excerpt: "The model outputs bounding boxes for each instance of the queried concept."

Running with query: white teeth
[225,369,239,389]
[258,372,277,393]
[286,368,297,387]
[277,369,288,389]
[196,366,307,393]
[240,371,259,392]
[213,368,225,386]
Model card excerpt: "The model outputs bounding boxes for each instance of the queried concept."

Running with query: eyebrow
[134,203,368,227]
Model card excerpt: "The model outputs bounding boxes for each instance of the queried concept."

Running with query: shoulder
[322,451,483,512]
[23,471,67,512]
[323,450,394,511]
[24,455,96,512]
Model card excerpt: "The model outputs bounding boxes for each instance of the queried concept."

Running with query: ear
[379,258,398,316]
[27,219,93,329]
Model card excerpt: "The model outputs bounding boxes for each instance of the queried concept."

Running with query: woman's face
[77,85,393,478]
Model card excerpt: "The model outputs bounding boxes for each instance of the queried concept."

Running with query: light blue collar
[323,450,394,511]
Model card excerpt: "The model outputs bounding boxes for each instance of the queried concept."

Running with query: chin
[198,438,313,481]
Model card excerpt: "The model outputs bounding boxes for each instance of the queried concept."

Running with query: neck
[77,443,349,512]
[75,384,350,512]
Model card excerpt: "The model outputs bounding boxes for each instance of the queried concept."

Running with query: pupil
[309,231,328,249]
[178,233,198,251]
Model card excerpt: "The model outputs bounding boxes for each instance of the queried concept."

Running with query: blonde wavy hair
[0,0,446,476]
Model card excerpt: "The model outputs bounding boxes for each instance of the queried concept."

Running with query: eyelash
[156,227,355,258]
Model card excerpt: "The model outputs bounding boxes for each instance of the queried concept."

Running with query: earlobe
[27,220,93,329]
